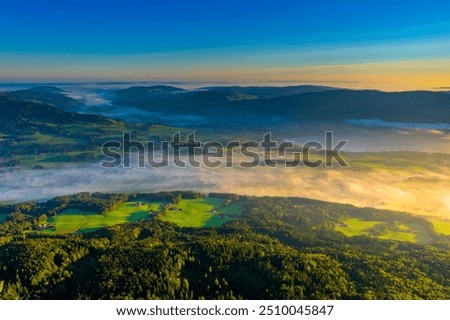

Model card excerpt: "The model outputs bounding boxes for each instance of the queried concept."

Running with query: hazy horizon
[1,80,450,93]
[2,1,450,90]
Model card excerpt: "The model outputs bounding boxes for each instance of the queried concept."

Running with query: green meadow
[336,218,433,244]
[9,123,191,168]
[431,219,450,236]
[19,132,80,146]
[45,201,161,234]
[377,228,418,243]
[39,197,243,234]
[336,218,382,237]
[160,197,243,228]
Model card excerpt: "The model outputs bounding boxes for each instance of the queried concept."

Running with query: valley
[1,83,449,300]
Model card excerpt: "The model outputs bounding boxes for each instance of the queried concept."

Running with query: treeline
[128,191,203,203]
[0,191,204,218]
[0,193,127,217]
[0,193,449,299]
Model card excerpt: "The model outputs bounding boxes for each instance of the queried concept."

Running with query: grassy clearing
[19,133,80,146]
[38,197,242,233]
[3,123,196,168]
[160,197,243,228]
[405,222,432,243]
[47,209,97,234]
[335,218,435,243]
[17,151,99,168]
[378,231,417,242]
[335,218,382,237]
[46,202,162,234]
[431,219,450,236]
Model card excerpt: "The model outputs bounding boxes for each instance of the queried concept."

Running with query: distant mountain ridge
[5,86,82,110]
[3,84,450,128]
[266,89,450,122]
[200,84,337,98]
[0,94,113,133]
[110,85,450,125]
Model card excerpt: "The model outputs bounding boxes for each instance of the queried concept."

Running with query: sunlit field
[44,202,158,234]
[158,197,243,227]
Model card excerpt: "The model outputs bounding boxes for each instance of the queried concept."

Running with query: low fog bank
[62,87,210,126]
[286,121,450,153]
[1,155,449,219]
[208,164,450,218]
[67,94,450,152]
[0,163,214,203]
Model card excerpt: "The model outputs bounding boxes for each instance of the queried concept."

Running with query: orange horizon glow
[2,59,450,92]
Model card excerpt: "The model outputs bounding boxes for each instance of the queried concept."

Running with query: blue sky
[1,0,450,89]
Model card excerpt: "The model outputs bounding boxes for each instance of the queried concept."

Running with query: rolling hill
[110,86,450,126]
[5,86,82,110]
[0,94,113,131]
[0,94,187,167]
[5,85,449,128]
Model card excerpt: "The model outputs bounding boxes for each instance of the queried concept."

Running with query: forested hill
[0,192,449,300]
[0,94,183,165]
[4,86,82,110]
[111,86,450,124]
[0,94,119,162]
[0,94,112,129]
[4,85,450,128]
